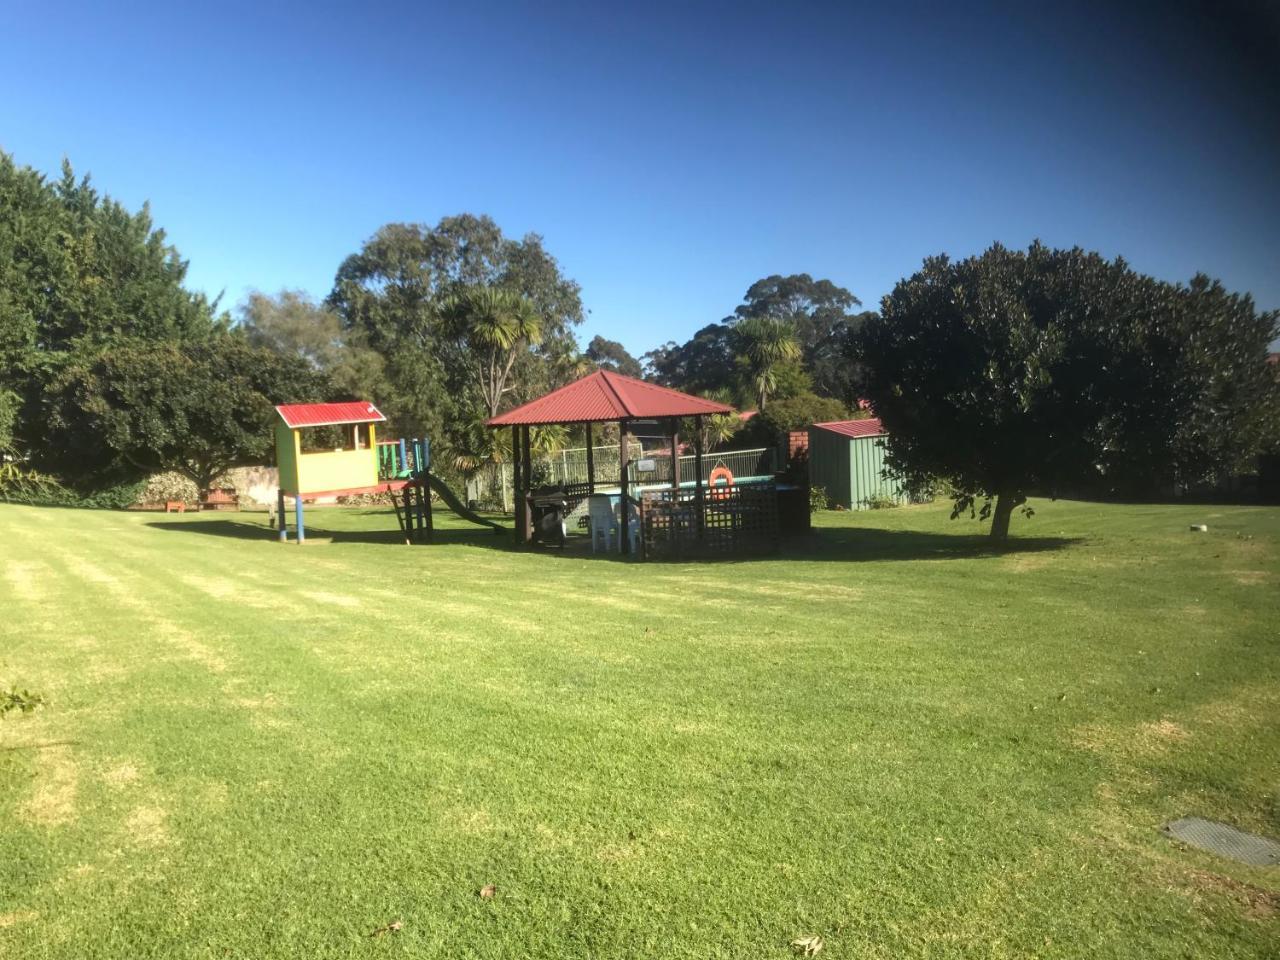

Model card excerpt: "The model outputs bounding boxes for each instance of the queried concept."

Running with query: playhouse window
[299,423,371,453]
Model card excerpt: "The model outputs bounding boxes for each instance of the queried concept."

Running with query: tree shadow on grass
[785,526,1082,564]
[144,516,509,548]
[144,515,1080,564]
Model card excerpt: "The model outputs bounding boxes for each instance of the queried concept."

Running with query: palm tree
[438,286,543,419]
[734,316,801,411]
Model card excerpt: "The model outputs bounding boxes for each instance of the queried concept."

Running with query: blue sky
[3,1,1277,355]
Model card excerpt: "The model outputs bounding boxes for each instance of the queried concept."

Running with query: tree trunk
[989,491,1025,540]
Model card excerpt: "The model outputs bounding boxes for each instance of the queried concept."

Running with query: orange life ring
[708,464,734,500]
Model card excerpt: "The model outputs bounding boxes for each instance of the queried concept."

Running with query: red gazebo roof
[276,401,386,429]
[487,370,733,426]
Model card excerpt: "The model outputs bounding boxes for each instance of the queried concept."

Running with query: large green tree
[585,335,642,378]
[437,286,543,419]
[237,289,384,402]
[40,338,326,496]
[0,153,224,464]
[327,214,583,463]
[854,242,1280,539]
[733,274,871,404]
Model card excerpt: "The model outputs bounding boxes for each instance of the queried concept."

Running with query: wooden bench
[198,488,240,511]
[164,500,186,513]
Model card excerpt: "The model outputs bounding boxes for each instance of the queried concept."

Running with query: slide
[426,473,507,534]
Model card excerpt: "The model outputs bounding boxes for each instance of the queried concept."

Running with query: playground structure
[273,402,504,544]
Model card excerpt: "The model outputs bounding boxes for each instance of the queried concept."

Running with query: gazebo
[487,370,734,554]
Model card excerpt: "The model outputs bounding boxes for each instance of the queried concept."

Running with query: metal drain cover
[1162,817,1280,867]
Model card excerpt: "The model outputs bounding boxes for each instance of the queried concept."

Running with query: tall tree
[854,242,1280,539]
[733,316,801,411]
[437,286,543,419]
[328,214,583,460]
[733,274,868,404]
[0,153,224,466]
[643,323,738,396]
[585,335,642,378]
[237,289,384,402]
[39,338,327,495]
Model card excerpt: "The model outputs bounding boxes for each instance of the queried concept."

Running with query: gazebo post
[694,415,705,537]
[585,422,595,493]
[618,419,630,555]
[520,424,533,544]
[669,417,680,493]
[511,425,523,544]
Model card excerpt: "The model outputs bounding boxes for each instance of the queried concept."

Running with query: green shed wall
[807,427,906,509]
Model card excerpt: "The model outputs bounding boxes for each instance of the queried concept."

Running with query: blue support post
[399,438,407,475]
[295,496,306,545]
[277,489,287,542]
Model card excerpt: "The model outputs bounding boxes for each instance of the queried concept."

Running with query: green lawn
[1,499,1277,958]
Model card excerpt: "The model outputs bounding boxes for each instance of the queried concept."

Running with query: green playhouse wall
[807,427,907,509]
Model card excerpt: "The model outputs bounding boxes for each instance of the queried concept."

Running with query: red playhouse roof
[812,417,887,439]
[276,401,387,429]
[487,370,734,426]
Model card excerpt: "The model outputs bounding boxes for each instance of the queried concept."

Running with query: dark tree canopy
[643,274,868,411]
[585,335,642,379]
[733,274,868,405]
[39,337,327,495]
[0,154,224,456]
[855,242,1280,538]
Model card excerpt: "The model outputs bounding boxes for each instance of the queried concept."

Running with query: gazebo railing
[466,445,776,512]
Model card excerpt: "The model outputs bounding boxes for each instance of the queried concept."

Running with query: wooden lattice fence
[639,482,779,560]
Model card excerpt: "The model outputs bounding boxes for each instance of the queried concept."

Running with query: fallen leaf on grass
[368,920,403,938]
[791,934,824,956]
[479,884,496,899]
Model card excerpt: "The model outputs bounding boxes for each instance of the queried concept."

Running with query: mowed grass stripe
[0,501,1276,958]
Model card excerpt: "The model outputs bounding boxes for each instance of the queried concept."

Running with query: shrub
[139,471,199,505]
[809,484,830,513]
[864,493,899,510]
[2,688,45,718]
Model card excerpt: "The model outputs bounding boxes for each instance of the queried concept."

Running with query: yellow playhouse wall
[276,422,380,495]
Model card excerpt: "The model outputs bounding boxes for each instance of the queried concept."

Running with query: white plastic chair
[588,494,618,553]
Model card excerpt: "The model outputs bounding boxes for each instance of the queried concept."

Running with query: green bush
[139,471,200,505]
[864,493,899,510]
[809,484,830,513]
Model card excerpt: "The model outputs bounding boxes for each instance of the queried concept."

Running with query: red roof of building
[487,370,734,426]
[276,401,387,429]
[811,417,886,439]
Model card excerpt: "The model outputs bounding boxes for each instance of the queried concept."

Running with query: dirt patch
[301,590,361,608]
[1140,719,1190,743]
[1073,717,1190,756]
[3,560,52,601]
[1231,570,1272,587]
[1006,553,1052,573]
[102,762,140,787]
[125,804,170,846]
[1181,869,1279,921]
[0,910,39,928]
[20,744,78,826]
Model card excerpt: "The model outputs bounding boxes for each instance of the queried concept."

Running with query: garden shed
[808,418,907,510]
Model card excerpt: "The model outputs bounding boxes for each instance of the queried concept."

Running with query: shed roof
[487,370,734,426]
[276,401,387,429]
[811,417,886,439]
